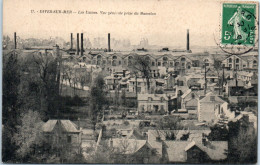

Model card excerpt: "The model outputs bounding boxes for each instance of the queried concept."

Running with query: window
[67,135,72,143]
[156,136,161,141]
[119,61,121,65]
[97,55,102,65]
[148,105,151,111]
[170,62,173,67]
[158,62,161,66]
[160,105,164,110]
[229,58,232,63]
[163,57,168,61]
[112,60,117,66]
[210,96,215,101]
[181,57,186,61]
[152,61,155,66]
[236,58,239,63]
[148,97,153,102]
[160,97,165,102]
[191,93,195,99]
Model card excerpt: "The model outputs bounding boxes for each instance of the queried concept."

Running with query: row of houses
[41,119,228,163]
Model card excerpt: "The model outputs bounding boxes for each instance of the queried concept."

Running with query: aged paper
[2,0,258,164]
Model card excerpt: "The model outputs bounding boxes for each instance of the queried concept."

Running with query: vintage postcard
[2,0,259,164]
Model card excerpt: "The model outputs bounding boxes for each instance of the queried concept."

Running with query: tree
[2,52,21,162]
[227,119,257,163]
[13,110,44,162]
[153,116,184,140]
[30,50,60,119]
[211,54,224,95]
[228,127,257,163]
[3,52,21,126]
[130,55,152,93]
[89,74,108,130]
[121,89,127,106]
[207,124,229,141]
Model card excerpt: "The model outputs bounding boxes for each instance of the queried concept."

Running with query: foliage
[207,124,229,141]
[123,120,130,126]
[62,95,84,106]
[153,116,184,141]
[2,53,21,162]
[3,53,21,126]
[130,55,152,92]
[89,74,108,130]
[13,110,44,159]
[227,120,257,163]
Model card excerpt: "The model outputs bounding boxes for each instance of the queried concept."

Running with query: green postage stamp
[221,3,257,46]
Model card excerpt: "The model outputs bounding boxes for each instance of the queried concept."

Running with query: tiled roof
[227,79,245,87]
[165,140,228,162]
[137,94,169,101]
[199,93,226,103]
[42,119,80,133]
[185,99,198,107]
[165,141,190,162]
[110,138,150,154]
[181,89,192,99]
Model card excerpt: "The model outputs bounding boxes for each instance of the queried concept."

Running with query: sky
[3,0,223,48]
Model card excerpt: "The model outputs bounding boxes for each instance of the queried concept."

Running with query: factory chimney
[81,33,84,56]
[70,33,73,50]
[186,29,190,52]
[76,33,79,55]
[14,32,17,49]
[108,33,111,52]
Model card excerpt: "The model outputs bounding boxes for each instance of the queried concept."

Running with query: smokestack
[81,33,84,56]
[187,29,190,52]
[14,32,17,49]
[108,33,111,52]
[76,33,79,55]
[70,33,73,50]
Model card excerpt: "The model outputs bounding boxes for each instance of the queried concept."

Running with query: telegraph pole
[204,64,207,95]
[222,66,225,95]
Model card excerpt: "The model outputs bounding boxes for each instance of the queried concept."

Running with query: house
[108,138,156,163]
[163,140,228,163]
[186,74,203,88]
[147,129,211,158]
[174,55,193,74]
[198,93,228,123]
[181,89,199,111]
[128,78,155,94]
[104,75,120,90]
[221,55,248,70]
[224,79,246,96]
[137,94,173,114]
[42,120,82,154]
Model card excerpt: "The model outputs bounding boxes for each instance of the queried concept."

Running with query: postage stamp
[221,3,257,46]
[219,2,258,55]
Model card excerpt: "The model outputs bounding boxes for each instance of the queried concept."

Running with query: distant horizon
[3,32,221,51]
[3,0,222,48]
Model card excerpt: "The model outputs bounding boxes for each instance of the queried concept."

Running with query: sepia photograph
[2,0,259,164]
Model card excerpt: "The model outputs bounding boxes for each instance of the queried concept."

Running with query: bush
[123,120,130,126]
